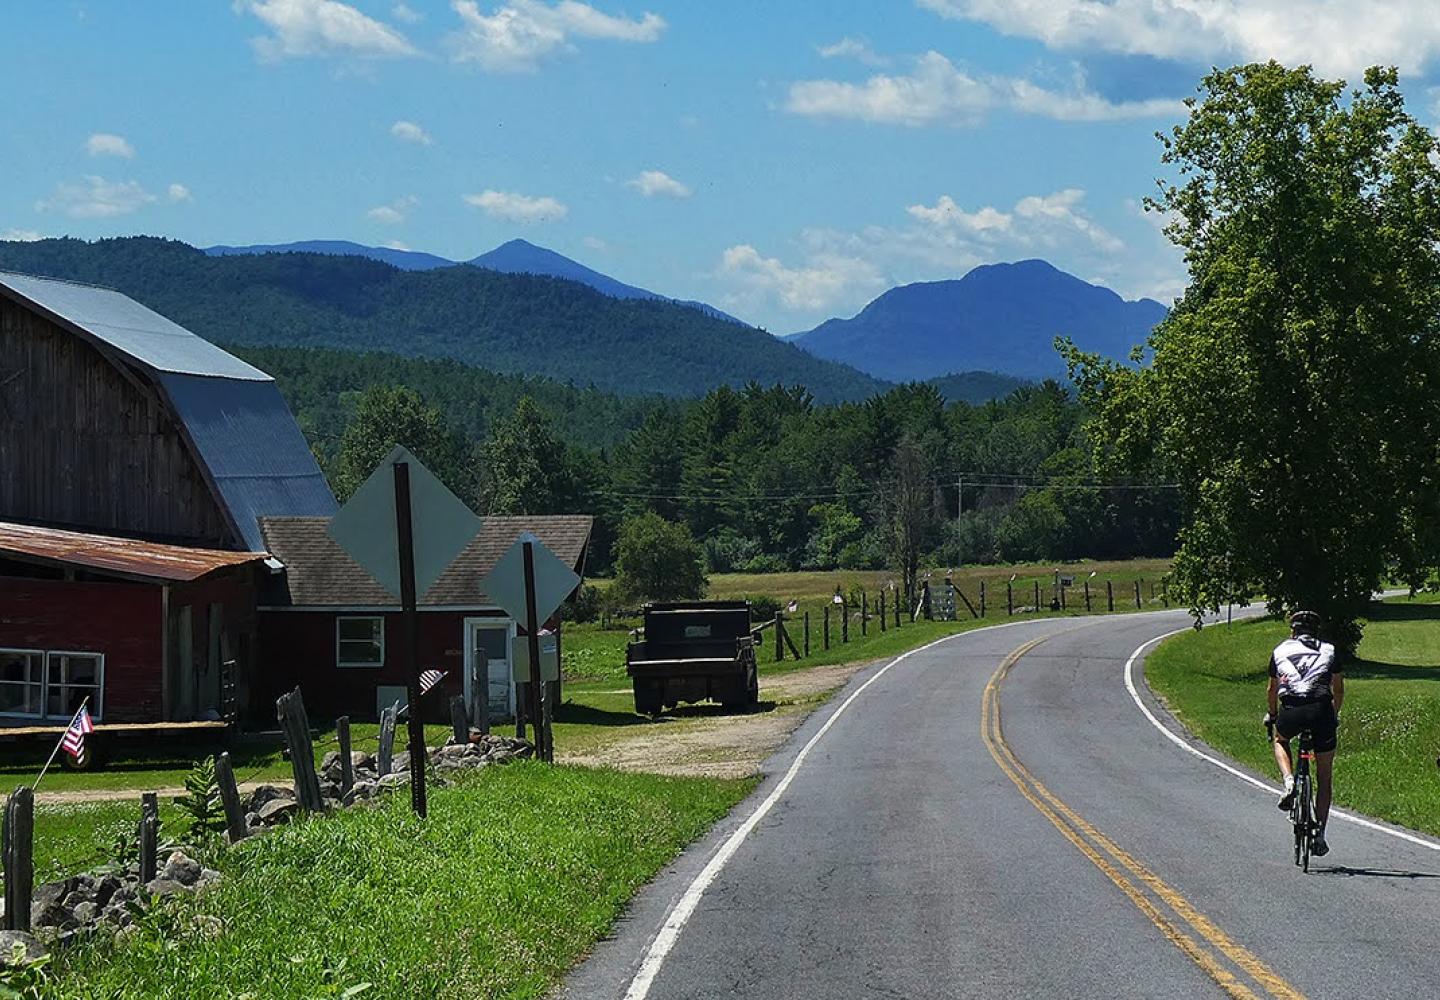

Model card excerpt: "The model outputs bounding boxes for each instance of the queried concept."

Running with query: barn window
[337,617,384,667]
[46,653,104,720]
[0,650,44,717]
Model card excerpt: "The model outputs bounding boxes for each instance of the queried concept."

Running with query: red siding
[257,610,497,721]
[0,578,162,722]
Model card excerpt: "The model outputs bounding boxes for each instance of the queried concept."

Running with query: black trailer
[626,601,760,715]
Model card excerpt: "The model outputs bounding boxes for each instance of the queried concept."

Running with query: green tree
[1066,63,1440,646]
[332,385,466,501]
[880,436,940,607]
[613,512,708,603]
[475,396,580,515]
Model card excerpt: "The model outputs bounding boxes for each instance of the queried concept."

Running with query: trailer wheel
[633,680,663,716]
[746,664,760,707]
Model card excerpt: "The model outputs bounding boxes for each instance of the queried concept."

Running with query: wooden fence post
[1006,582,1014,616]
[378,702,398,777]
[823,605,831,650]
[879,592,887,632]
[1163,578,1169,608]
[804,612,811,656]
[894,592,901,628]
[1134,580,1142,609]
[774,613,785,662]
[474,651,490,737]
[1060,583,1067,611]
[138,792,158,884]
[541,685,554,763]
[215,752,248,844]
[3,787,33,932]
[514,683,527,740]
[979,581,986,617]
[861,593,868,637]
[1107,580,1115,612]
[276,688,324,813]
[842,602,849,643]
[449,696,469,744]
[1033,581,1041,612]
[781,620,800,660]
[336,716,355,795]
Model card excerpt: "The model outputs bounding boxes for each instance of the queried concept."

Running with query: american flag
[61,706,94,760]
[419,669,445,695]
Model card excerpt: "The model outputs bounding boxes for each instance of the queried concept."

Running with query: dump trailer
[626,601,760,715]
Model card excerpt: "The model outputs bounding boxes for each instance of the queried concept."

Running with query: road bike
[1265,715,1318,872]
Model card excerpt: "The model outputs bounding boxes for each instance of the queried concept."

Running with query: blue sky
[4,1,1440,333]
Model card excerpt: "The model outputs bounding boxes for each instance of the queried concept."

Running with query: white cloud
[367,194,419,224]
[167,183,193,203]
[35,176,158,219]
[786,51,1183,126]
[385,239,412,250]
[447,0,664,72]
[390,119,434,145]
[917,0,1440,78]
[463,188,568,222]
[719,244,886,313]
[818,36,889,66]
[85,133,135,159]
[0,229,44,242]
[906,195,1012,235]
[583,235,610,252]
[392,3,422,23]
[626,169,692,199]
[239,0,419,61]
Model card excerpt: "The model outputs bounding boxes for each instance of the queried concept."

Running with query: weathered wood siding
[0,296,231,546]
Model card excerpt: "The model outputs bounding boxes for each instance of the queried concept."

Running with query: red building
[257,514,592,721]
[0,522,266,725]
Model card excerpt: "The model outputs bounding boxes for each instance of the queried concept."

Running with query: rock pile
[241,732,536,829]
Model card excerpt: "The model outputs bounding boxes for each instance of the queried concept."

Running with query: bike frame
[1290,729,1317,871]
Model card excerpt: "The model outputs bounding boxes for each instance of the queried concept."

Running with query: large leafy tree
[1066,63,1440,646]
[474,396,584,515]
[332,385,467,502]
[613,512,708,603]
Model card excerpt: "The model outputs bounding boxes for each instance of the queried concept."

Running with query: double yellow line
[981,638,1306,1000]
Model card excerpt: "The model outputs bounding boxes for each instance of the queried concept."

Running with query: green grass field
[1146,596,1440,837]
[46,765,752,999]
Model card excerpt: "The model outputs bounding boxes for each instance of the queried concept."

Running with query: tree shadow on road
[1311,865,1440,880]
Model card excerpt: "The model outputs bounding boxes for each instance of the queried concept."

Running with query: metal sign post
[393,462,427,819]
[522,540,548,762]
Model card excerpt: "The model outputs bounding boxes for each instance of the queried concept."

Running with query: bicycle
[1265,714,1318,871]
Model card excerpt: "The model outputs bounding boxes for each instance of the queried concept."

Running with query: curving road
[561,611,1440,1000]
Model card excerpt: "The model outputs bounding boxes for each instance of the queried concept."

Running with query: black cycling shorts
[1275,699,1338,753]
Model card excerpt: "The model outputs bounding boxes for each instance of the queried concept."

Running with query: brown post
[277,688,324,813]
[1007,583,1014,616]
[378,702,397,776]
[1060,582,1067,611]
[474,650,490,737]
[1134,580,1142,609]
[215,751,247,844]
[3,787,33,932]
[449,695,469,744]
[393,462,428,817]
[861,593,868,637]
[1163,579,1169,608]
[774,613,785,662]
[336,716,354,796]
[842,601,849,643]
[804,612,811,656]
[979,581,986,617]
[514,683,527,740]
[894,592,901,627]
[521,540,548,762]
[138,792,159,885]
[823,605,831,650]
[1107,580,1115,612]
[1033,580,1041,612]
[879,592,887,632]
[1084,581,1092,613]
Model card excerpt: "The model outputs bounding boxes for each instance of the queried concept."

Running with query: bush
[745,595,782,623]
[561,584,603,623]
[701,530,761,573]
[740,553,787,574]
[613,513,707,603]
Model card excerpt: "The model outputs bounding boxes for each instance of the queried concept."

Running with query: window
[46,653,103,720]
[0,650,43,717]
[0,649,103,720]
[337,617,384,667]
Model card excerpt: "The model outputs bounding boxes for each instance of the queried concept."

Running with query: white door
[464,620,514,719]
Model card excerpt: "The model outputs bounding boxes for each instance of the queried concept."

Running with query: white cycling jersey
[1268,635,1341,701]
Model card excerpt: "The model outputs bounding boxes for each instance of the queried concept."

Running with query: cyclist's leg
[1314,750,1334,827]
[1272,731,1294,782]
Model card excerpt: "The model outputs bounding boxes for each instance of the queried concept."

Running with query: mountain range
[204,237,741,323]
[791,259,1167,382]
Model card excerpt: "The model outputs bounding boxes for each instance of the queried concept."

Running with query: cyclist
[1267,609,1343,856]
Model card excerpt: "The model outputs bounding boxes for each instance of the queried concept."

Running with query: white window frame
[0,648,104,722]
[44,651,105,722]
[0,648,46,720]
[336,616,385,668]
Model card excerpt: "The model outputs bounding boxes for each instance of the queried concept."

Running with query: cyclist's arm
[1332,673,1344,716]
[1267,655,1279,717]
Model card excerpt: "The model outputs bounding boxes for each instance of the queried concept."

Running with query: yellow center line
[981,637,1307,1000]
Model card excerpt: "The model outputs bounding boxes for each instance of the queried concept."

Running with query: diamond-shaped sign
[481,531,580,626]
[327,445,481,601]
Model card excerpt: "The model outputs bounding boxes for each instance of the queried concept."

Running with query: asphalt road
[561,611,1440,999]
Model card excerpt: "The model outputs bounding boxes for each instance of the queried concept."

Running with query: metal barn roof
[0,521,267,583]
[0,270,337,551]
[0,270,268,380]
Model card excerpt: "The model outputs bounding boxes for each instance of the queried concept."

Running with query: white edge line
[621,617,1041,999]
[1124,627,1440,853]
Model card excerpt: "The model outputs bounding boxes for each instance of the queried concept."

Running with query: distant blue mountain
[792,259,1167,382]
[204,239,454,271]
[204,237,744,324]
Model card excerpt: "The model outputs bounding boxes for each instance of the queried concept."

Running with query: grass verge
[1146,596,1440,838]
[48,764,753,998]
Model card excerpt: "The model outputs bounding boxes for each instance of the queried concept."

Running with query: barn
[257,514,593,721]
[0,270,337,727]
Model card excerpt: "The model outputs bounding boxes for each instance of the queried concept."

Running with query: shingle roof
[0,271,337,551]
[258,514,593,607]
[0,520,266,583]
[0,271,267,380]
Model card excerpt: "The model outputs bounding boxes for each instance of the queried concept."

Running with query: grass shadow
[1367,602,1440,624]
[1345,659,1440,682]
[555,702,656,728]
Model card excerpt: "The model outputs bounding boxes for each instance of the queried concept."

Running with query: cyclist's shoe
[1277,780,1296,812]
[1311,829,1330,857]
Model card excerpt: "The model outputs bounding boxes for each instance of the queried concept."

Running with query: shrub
[613,513,707,603]
[745,595,782,623]
[561,584,603,623]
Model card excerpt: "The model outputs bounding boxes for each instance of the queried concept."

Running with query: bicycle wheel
[1298,775,1313,872]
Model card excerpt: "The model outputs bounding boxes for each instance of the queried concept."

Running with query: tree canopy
[1066,63,1440,645]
